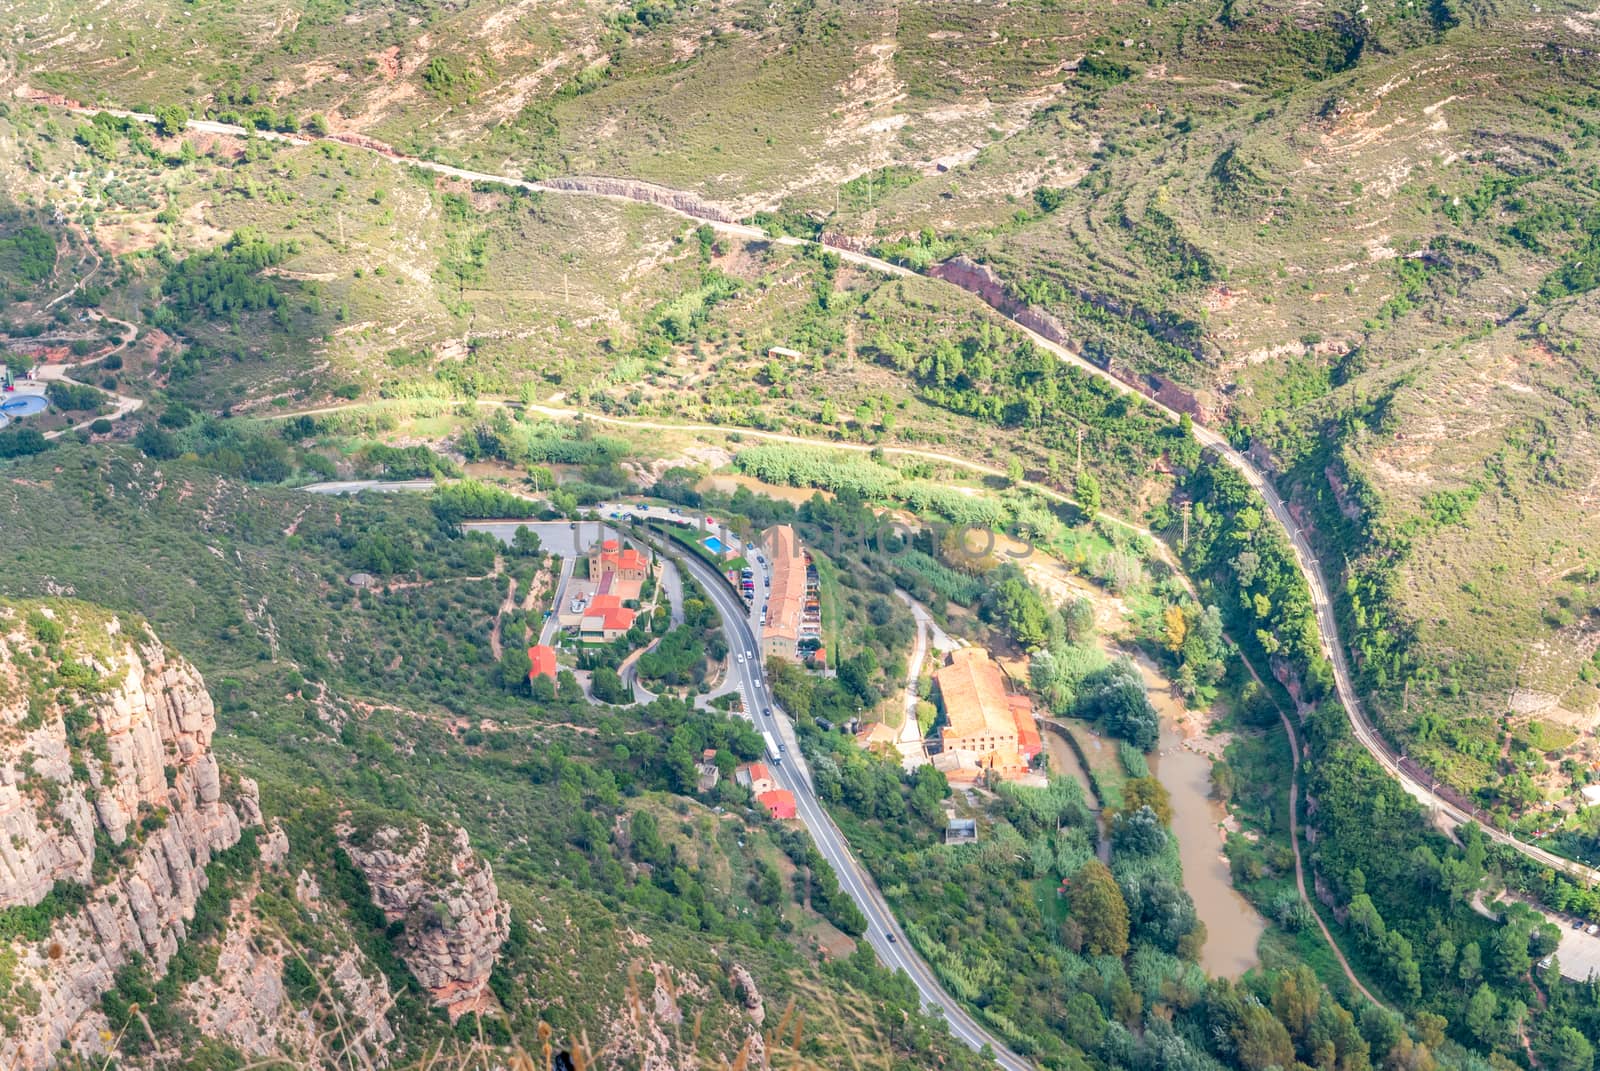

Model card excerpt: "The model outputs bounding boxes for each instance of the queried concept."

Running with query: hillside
[0,454,984,1069]
[4,0,1597,805]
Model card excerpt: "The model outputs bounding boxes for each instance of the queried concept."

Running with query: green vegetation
[0,446,986,1068]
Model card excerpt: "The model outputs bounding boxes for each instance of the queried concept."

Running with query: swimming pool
[0,395,49,417]
[703,536,726,554]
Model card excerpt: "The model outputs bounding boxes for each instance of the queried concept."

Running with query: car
[1577,920,1586,930]
[778,743,787,752]
[668,507,680,515]
[746,650,754,660]
[887,932,897,943]
[736,654,745,664]
[764,707,773,717]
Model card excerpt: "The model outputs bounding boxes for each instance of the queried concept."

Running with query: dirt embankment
[927,254,1209,419]
[539,175,742,223]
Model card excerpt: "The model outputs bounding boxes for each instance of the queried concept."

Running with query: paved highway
[652,525,1032,1071]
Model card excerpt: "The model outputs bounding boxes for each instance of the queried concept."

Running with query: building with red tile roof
[735,762,777,795]
[589,538,648,581]
[527,644,558,682]
[756,790,796,820]
[579,593,637,641]
[934,648,1039,779]
[761,525,809,662]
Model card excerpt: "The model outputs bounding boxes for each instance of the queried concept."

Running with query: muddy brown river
[1136,655,1265,978]
[1042,656,1263,977]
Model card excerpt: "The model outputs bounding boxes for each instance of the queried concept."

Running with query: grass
[1051,716,1128,812]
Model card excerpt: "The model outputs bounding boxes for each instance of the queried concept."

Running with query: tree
[153,104,189,138]
[1006,455,1025,485]
[981,565,1051,649]
[1110,807,1166,857]
[1076,661,1158,750]
[134,424,180,460]
[1551,1026,1595,1071]
[1074,470,1102,514]
[1121,777,1173,825]
[1068,860,1128,956]
[1163,603,1188,653]
[1464,983,1497,1045]
[510,525,542,557]
[591,666,628,704]
[498,647,532,692]
[1491,923,1532,983]
[1232,1002,1294,1071]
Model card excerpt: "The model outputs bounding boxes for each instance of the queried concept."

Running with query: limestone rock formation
[0,602,257,1068]
[729,962,765,1026]
[342,821,510,1020]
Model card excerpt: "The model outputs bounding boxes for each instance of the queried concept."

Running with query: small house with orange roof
[527,645,558,682]
[735,762,777,795]
[756,790,797,820]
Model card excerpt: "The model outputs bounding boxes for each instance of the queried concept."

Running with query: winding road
[657,528,1033,1071]
[44,93,1600,1059]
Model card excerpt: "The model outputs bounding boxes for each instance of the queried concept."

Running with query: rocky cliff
[0,601,257,1067]
[342,820,510,1020]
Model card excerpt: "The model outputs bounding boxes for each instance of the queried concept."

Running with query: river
[1133,654,1266,978]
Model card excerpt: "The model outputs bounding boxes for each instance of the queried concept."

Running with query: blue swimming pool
[703,536,725,554]
[0,395,48,417]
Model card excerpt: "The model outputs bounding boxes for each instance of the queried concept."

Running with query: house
[527,644,558,682]
[760,525,809,663]
[756,790,797,820]
[934,648,1041,780]
[695,749,721,793]
[735,762,777,795]
[945,818,978,845]
[855,720,899,753]
[931,748,985,785]
[579,594,637,642]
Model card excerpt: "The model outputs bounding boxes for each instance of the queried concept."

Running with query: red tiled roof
[527,645,558,681]
[756,790,796,820]
[581,592,636,633]
[746,762,772,784]
[600,539,620,552]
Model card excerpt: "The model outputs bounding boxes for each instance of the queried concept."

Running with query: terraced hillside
[4,0,1600,889]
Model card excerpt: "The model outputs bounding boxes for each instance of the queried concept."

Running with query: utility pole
[1075,426,1084,476]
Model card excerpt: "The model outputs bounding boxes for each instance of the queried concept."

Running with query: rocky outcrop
[182,899,396,1059]
[342,822,510,1020]
[728,962,765,1026]
[0,602,258,1069]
